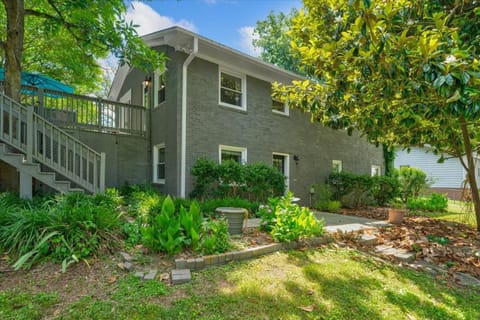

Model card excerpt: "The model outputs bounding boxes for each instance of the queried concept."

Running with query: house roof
[109,26,303,100]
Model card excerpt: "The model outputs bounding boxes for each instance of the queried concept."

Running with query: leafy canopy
[253,9,304,75]
[274,0,480,230]
[0,0,165,95]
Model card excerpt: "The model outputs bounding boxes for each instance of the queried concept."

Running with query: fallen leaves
[342,208,480,279]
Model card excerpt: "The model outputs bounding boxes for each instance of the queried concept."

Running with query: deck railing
[0,82,147,137]
[0,92,105,193]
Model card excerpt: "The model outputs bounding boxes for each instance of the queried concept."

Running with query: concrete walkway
[315,211,389,233]
[246,212,388,233]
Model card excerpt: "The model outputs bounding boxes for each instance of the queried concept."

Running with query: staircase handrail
[0,81,147,137]
[0,92,105,193]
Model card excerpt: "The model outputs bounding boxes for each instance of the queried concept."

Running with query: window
[272,98,289,115]
[219,145,247,164]
[154,70,166,107]
[371,165,381,176]
[332,160,342,173]
[273,153,290,191]
[153,144,165,184]
[219,69,246,110]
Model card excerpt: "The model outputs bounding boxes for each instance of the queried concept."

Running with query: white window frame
[218,145,247,164]
[332,160,343,173]
[371,165,381,177]
[218,68,247,111]
[273,152,290,192]
[153,69,166,108]
[272,95,289,116]
[153,143,166,184]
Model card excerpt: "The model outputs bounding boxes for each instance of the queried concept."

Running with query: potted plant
[387,202,405,224]
[215,207,249,235]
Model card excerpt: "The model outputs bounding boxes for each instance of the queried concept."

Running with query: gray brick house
[108,26,383,202]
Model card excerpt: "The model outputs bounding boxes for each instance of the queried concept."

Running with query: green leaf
[446,90,461,103]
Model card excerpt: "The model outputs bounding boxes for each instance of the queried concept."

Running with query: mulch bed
[338,207,480,279]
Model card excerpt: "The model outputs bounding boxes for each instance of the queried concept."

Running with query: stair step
[69,188,85,193]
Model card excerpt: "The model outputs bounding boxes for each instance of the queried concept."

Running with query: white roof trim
[142,26,304,84]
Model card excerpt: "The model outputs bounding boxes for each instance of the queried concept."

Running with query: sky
[125,0,303,57]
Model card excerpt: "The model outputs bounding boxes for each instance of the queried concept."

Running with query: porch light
[143,76,152,87]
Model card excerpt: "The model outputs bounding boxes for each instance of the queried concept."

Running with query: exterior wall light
[293,155,300,165]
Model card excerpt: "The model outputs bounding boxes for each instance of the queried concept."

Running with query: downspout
[180,37,198,197]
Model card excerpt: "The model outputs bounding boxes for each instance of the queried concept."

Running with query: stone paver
[375,245,416,263]
[171,269,192,285]
[358,234,378,246]
[454,272,480,288]
[119,251,134,262]
[118,262,134,271]
[143,270,158,281]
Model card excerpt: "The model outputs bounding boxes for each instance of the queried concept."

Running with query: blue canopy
[0,68,74,94]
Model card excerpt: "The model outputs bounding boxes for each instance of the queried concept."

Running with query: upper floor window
[219,69,246,110]
[332,160,342,173]
[219,145,247,164]
[272,98,289,115]
[154,70,166,107]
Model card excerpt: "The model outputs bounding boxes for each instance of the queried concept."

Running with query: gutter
[180,37,198,198]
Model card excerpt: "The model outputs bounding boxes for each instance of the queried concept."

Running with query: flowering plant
[258,197,280,232]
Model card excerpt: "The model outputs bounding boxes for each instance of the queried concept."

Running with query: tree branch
[25,2,105,61]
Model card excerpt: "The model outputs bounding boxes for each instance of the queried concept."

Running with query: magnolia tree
[1,0,164,101]
[274,0,480,231]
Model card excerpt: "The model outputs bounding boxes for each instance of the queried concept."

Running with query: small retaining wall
[175,236,332,271]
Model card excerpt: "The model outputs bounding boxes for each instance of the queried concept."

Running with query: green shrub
[139,195,229,255]
[327,172,399,207]
[190,158,219,199]
[179,201,203,250]
[243,163,285,202]
[268,193,324,242]
[258,197,280,232]
[326,172,373,207]
[126,188,164,223]
[371,175,399,206]
[314,200,341,213]
[141,196,184,255]
[311,184,333,204]
[121,220,143,248]
[190,158,285,202]
[0,191,122,271]
[395,167,430,204]
[407,193,448,212]
[199,218,231,254]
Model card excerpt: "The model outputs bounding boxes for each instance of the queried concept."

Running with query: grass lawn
[413,200,477,228]
[1,248,479,320]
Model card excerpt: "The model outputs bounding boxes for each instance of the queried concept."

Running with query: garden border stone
[174,235,331,271]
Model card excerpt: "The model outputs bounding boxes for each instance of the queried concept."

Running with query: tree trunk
[3,0,25,102]
[459,116,480,232]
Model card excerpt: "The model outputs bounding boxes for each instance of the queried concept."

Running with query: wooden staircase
[0,92,105,196]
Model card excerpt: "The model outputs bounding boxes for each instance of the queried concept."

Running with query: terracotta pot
[388,208,405,224]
